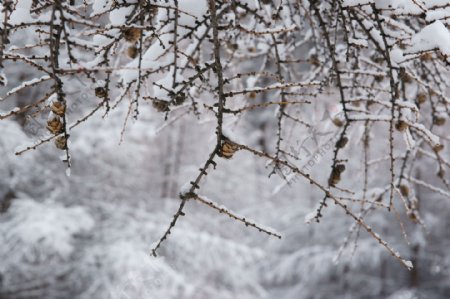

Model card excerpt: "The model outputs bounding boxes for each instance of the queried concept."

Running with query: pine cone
[47,116,63,134]
[55,135,67,150]
[123,28,142,43]
[127,46,138,59]
[51,101,66,116]
[95,87,107,98]
[219,140,239,159]
[153,100,170,112]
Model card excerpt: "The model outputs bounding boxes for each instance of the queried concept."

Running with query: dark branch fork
[152,0,229,256]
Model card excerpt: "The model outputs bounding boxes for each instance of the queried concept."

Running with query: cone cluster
[47,100,67,150]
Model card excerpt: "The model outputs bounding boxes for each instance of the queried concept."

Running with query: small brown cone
[332,117,344,127]
[153,100,170,112]
[123,28,142,43]
[127,46,138,59]
[219,140,239,159]
[395,120,408,132]
[328,164,345,187]
[47,116,63,134]
[55,135,67,150]
[434,144,444,152]
[420,53,432,62]
[399,184,409,197]
[95,87,107,98]
[417,93,427,104]
[433,117,446,126]
[51,101,66,116]
[336,137,348,149]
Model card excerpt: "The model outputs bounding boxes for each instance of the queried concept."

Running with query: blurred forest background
[1,1,450,299]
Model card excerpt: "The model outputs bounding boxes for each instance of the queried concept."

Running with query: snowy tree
[1,0,450,298]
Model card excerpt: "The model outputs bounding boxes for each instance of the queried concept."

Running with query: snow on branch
[0,0,449,269]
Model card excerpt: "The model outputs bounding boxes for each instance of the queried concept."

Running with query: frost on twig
[1,0,449,269]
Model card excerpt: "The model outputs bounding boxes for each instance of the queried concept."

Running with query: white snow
[390,47,404,65]
[342,0,373,7]
[180,181,192,196]
[120,0,208,85]
[408,21,450,56]
[304,211,317,224]
[9,0,33,25]
[109,6,134,26]
[2,199,94,258]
